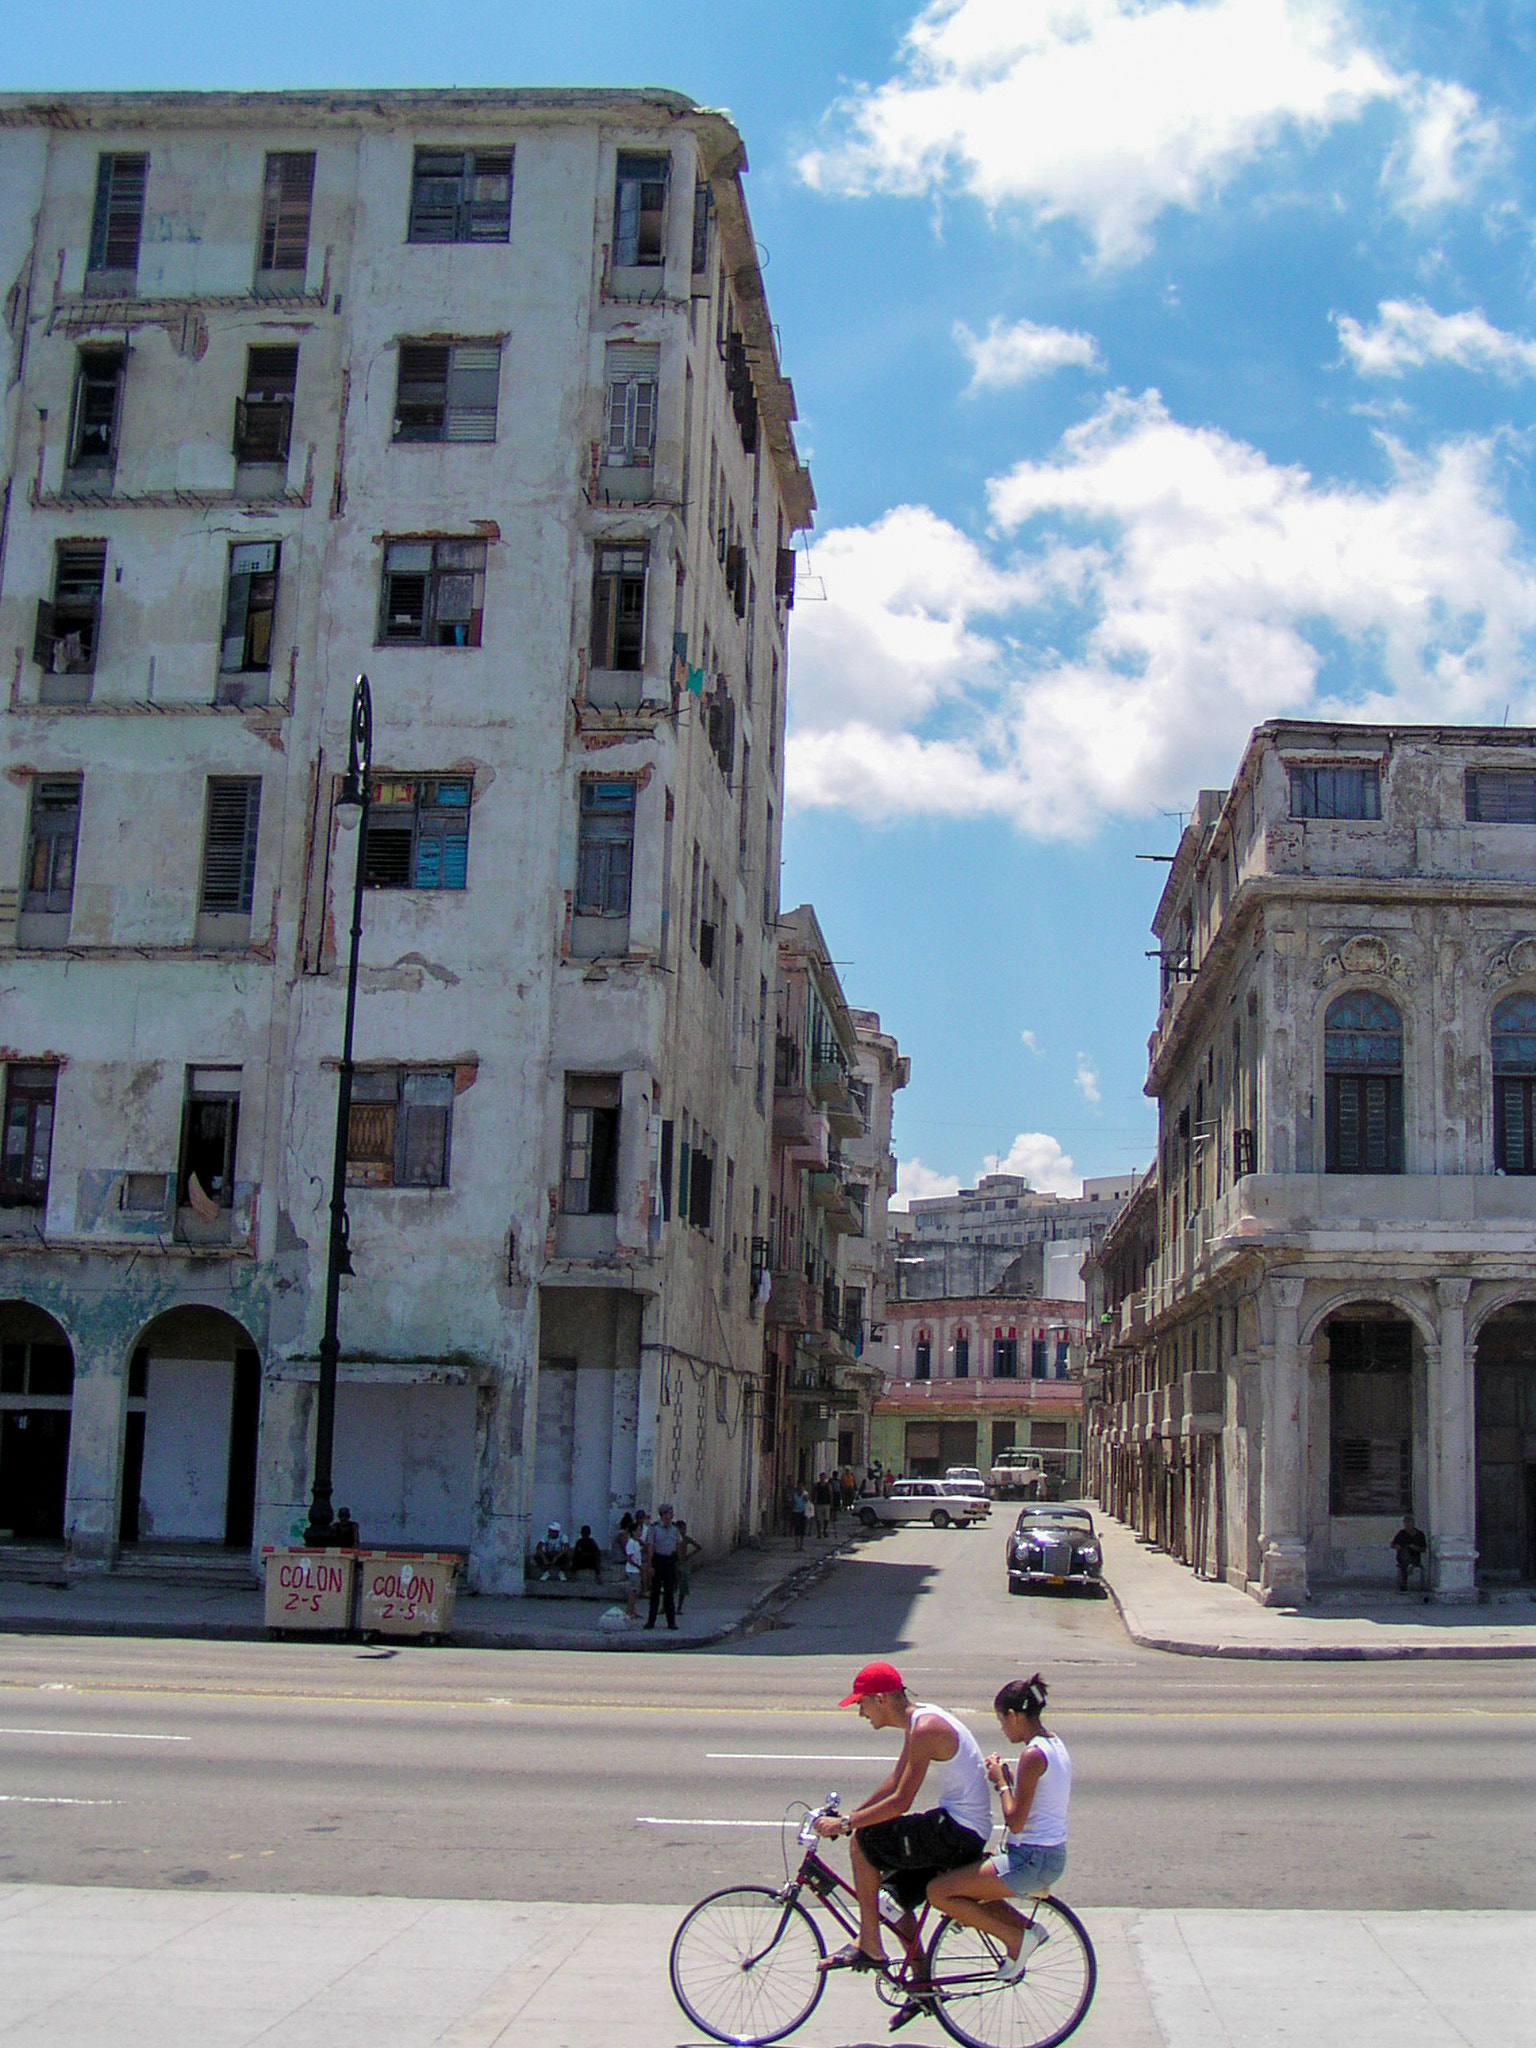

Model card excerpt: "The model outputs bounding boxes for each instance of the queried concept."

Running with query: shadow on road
[733,1552,939,1658]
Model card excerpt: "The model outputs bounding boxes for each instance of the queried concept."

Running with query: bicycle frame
[766,1810,933,1993]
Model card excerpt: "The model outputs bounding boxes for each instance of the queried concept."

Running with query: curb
[1102,1573,1536,1661]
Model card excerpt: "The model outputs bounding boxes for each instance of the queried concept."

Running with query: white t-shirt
[912,1704,993,1842]
[1009,1733,1071,1849]
[624,1536,642,1577]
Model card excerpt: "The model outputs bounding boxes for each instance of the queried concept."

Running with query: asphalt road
[1,1520,1533,1911]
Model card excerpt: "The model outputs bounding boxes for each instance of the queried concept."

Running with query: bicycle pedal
[887,1992,935,2033]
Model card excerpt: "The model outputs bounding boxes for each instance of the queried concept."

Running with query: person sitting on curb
[532,1522,573,1581]
[1391,1513,1428,1593]
[571,1525,603,1581]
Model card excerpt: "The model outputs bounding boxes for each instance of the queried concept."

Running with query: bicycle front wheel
[669,1884,828,2046]
[926,1896,1096,2048]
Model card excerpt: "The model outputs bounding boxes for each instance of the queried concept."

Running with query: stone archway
[1473,1302,1536,1583]
[121,1307,260,1549]
[0,1302,74,1542]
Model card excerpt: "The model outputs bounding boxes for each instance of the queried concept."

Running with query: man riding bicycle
[812,1660,992,2012]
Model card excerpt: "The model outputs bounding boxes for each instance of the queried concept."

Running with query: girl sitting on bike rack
[927,1673,1071,1983]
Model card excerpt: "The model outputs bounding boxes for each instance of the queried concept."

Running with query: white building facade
[0,89,811,1589]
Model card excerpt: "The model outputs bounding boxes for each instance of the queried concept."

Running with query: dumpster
[263,1547,357,1632]
[356,1551,459,1640]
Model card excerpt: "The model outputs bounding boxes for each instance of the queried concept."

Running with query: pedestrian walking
[814,1474,832,1540]
[791,1483,809,1551]
[645,1502,682,1630]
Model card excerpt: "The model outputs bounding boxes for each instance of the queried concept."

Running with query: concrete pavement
[1,1884,1530,2047]
[1091,1510,1536,1659]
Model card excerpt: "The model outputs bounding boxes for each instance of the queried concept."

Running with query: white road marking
[0,1794,121,1806]
[0,1727,189,1743]
[637,1817,787,1829]
[706,1753,890,1762]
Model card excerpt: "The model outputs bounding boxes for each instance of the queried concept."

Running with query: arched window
[914,1334,931,1382]
[1492,992,1536,1175]
[1325,992,1403,1174]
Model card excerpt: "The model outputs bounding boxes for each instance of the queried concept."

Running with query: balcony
[1116,1292,1148,1345]
[808,1169,861,1235]
[765,1268,818,1332]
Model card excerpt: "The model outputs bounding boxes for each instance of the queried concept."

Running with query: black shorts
[854,1809,987,1911]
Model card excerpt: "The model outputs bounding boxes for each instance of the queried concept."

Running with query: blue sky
[11,1,1536,1200]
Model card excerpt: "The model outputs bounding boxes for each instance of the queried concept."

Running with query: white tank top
[912,1703,992,1842]
[1010,1732,1070,1848]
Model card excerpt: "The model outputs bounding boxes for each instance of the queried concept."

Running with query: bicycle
[669,1794,1096,2048]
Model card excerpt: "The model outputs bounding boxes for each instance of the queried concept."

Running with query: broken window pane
[408,148,513,244]
[613,152,668,268]
[35,542,107,676]
[379,538,485,646]
[562,1075,620,1214]
[590,544,647,671]
[24,778,81,915]
[1,1066,58,1209]
[576,779,635,918]
[220,541,279,673]
[257,151,315,281]
[235,346,298,463]
[361,774,471,890]
[347,1066,454,1188]
[67,349,125,482]
[178,1071,241,1216]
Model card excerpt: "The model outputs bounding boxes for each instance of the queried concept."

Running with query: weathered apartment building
[0,88,812,1590]
[1085,722,1536,1603]
[894,1172,1134,1301]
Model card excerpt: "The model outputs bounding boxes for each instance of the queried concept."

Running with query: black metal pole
[306,675,372,1548]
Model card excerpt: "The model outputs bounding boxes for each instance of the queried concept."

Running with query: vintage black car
[1005,1505,1104,1594]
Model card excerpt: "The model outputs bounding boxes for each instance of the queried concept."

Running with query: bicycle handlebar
[796,1792,842,1845]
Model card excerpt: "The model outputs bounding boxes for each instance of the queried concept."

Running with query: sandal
[817,1942,882,1973]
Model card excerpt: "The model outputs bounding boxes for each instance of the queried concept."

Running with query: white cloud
[786,389,1536,835]
[1385,78,1501,213]
[798,0,1419,261]
[1020,1028,1042,1055]
[983,1132,1081,1197]
[892,1158,963,1209]
[956,315,1102,391]
[1337,299,1536,380]
[1074,1055,1102,1106]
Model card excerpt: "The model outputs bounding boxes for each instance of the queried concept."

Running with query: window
[575,779,635,918]
[362,775,471,890]
[177,1069,241,1221]
[1030,1337,1049,1378]
[199,778,261,918]
[66,348,124,484]
[347,1067,454,1188]
[393,341,501,443]
[688,1143,714,1230]
[1466,768,1536,824]
[691,181,711,273]
[1289,763,1381,820]
[738,740,750,862]
[613,152,668,269]
[34,542,107,679]
[1324,992,1403,1174]
[603,344,659,472]
[590,545,647,671]
[1492,992,1536,1175]
[86,152,147,285]
[256,151,315,286]
[234,346,297,464]
[379,538,485,646]
[219,542,279,676]
[562,1076,619,1214]
[408,148,513,243]
[23,778,81,917]
[1,1067,57,1209]
[1329,1319,1412,1515]
[914,1338,931,1381]
[993,1335,1018,1378]
[953,1333,969,1379]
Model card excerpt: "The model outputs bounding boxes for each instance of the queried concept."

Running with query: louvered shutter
[200,779,261,914]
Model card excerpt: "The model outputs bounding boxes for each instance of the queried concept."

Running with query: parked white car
[942,1467,992,1515]
[857,1480,991,1530]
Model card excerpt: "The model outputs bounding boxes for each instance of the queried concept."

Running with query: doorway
[120,1310,260,1548]
[0,1306,73,1541]
[1474,1305,1536,1582]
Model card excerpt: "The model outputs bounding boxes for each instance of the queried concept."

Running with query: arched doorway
[0,1303,73,1541]
[1475,1303,1536,1583]
[120,1307,260,1550]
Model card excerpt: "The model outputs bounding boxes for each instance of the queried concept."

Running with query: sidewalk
[1,1883,1530,2047]
[0,1533,852,1653]
[1095,1511,1536,1659]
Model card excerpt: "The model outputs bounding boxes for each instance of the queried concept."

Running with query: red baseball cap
[838,1661,905,1706]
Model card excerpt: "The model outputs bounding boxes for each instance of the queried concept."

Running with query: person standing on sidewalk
[791,1483,810,1550]
[674,1518,704,1614]
[814,1474,832,1540]
[645,1502,682,1630]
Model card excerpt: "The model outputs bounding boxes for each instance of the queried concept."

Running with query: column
[1430,1278,1477,1601]
[1257,1275,1308,1605]
[62,1337,128,1572]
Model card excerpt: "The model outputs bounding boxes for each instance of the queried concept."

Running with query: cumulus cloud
[1385,78,1501,212]
[1020,1029,1042,1055]
[798,0,1423,261]
[1337,299,1536,380]
[786,389,1536,834]
[892,1158,963,1209]
[1074,1055,1102,1105]
[956,316,1102,391]
[983,1132,1081,1197]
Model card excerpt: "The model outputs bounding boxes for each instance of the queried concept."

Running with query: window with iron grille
[361,774,471,890]
[23,778,81,915]
[576,779,635,918]
[199,778,261,916]
[347,1067,454,1188]
[1466,768,1536,824]
[1,1066,57,1209]
[66,348,124,483]
[34,542,107,680]
[379,538,485,646]
[603,344,658,469]
[408,148,512,243]
[1324,991,1403,1173]
[562,1075,620,1214]
[219,542,279,674]
[1289,763,1381,820]
[613,153,668,268]
[86,153,147,282]
[590,545,646,671]
[256,152,315,284]
[393,341,501,442]
[1328,1319,1412,1514]
[234,346,297,463]
[1493,991,1536,1174]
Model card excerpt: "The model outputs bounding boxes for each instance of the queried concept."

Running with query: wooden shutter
[200,779,261,913]
[259,153,315,275]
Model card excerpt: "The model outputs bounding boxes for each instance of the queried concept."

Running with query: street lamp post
[305,673,372,1549]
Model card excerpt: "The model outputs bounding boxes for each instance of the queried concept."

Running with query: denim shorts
[992,1840,1066,1898]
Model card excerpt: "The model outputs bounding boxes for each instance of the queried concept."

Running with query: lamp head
[340,673,373,810]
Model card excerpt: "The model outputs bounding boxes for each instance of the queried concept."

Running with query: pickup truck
[988,1449,1048,1498]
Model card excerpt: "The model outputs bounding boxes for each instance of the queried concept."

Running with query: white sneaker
[995,1925,1048,1983]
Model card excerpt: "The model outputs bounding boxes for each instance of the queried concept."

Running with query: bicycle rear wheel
[669,1884,827,2046]
[926,1896,1096,2048]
